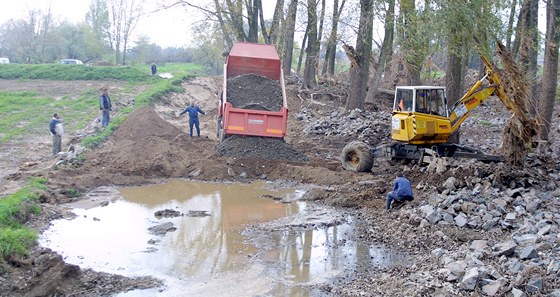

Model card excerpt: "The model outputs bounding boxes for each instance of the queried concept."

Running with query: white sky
[0,0,217,48]
[0,1,548,49]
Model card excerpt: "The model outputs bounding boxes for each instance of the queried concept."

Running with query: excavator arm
[448,47,514,133]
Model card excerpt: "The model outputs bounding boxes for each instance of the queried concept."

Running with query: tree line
[0,0,195,65]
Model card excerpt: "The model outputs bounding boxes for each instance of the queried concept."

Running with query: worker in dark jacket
[179,102,206,137]
[49,113,64,157]
[99,87,112,128]
[386,172,414,210]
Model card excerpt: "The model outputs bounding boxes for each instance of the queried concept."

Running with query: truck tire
[341,141,374,172]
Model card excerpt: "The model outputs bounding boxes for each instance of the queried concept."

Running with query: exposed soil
[1,74,559,296]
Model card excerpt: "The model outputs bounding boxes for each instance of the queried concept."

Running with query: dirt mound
[227,74,283,111]
[81,107,209,178]
[215,135,309,163]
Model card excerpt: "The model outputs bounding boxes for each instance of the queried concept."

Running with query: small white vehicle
[0,57,9,64]
[60,59,83,65]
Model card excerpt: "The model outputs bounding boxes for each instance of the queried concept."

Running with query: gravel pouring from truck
[217,42,288,141]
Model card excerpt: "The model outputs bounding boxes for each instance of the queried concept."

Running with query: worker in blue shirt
[386,172,414,210]
[179,102,206,138]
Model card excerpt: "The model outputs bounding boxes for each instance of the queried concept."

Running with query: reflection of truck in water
[217,42,288,141]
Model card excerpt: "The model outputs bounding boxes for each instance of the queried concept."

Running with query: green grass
[0,63,202,143]
[0,178,46,259]
[0,64,151,81]
[0,90,101,142]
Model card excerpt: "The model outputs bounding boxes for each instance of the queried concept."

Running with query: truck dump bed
[219,42,288,139]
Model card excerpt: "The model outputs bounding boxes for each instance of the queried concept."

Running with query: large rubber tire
[340,141,374,172]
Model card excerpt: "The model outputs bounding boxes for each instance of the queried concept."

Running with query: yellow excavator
[341,49,515,172]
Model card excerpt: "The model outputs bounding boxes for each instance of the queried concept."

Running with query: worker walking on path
[49,113,64,157]
[386,172,414,211]
[99,87,112,128]
[179,102,206,138]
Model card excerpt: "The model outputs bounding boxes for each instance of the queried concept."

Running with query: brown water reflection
[39,180,406,297]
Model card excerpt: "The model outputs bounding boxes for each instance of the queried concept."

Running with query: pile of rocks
[298,107,391,145]
[399,160,560,296]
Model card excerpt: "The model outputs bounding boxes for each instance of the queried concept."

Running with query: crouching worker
[386,172,414,211]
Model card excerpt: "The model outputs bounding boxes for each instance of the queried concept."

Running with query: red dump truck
[217,42,288,141]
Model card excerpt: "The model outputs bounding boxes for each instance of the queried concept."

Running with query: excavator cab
[391,86,453,145]
[393,86,448,116]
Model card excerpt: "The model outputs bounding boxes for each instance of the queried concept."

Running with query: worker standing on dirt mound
[49,112,64,157]
[385,172,414,211]
[99,87,112,128]
[179,102,206,138]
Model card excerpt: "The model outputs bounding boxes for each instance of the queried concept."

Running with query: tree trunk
[538,0,560,141]
[247,0,259,42]
[445,48,464,106]
[516,0,539,115]
[506,0,518,50]
[257,0,269,43]
[303,0,319,88]
[321,0,346,76]
[267,0,284,44]
[365,0,394,103]
[213,0,234,49]
[399,0,421,85]
[345,0,374,111]
[317,0,326,52]
[297,32,308,75]
[282,0,298,74]
[224,0,247,41]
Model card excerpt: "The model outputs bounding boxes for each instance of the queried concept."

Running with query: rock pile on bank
[341,157,560,296]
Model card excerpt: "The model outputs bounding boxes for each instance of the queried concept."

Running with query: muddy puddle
[39,180,408,296]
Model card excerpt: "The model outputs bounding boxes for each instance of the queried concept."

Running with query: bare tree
[282,0,298,74]
[303,0,319,88]
[505,0,518,50]
[122,0,143,65]
[321,0,346,76]
[538,0,560,141]
[345,0,374,111]
[364,0,394,103]
[106,0,143,65]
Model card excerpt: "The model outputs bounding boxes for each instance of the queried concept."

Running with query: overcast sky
[0,0,216,48]
[0,1,548,49]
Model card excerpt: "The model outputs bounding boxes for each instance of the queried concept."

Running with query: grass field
[0,63,203,143]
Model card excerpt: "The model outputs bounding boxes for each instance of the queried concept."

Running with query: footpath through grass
[0,178,46,261]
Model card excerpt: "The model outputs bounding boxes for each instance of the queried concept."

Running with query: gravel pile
[215,135,308,163]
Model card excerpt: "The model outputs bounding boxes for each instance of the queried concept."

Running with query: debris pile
[298,107,391,145]
[215,135,308,163]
